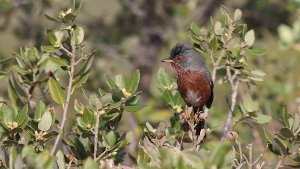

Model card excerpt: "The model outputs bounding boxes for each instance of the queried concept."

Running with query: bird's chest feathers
[177,70,211,107]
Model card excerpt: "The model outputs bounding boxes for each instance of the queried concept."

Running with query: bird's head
[161,43,205,72]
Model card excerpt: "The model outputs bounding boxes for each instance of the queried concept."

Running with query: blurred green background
[1,0,300,165]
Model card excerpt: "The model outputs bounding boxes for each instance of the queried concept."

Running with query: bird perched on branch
[161,43,214,134]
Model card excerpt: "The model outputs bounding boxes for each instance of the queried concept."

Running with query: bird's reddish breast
[177,70,211,108]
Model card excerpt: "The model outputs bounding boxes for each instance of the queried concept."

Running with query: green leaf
[104,131,117,147]
[233,9,242,21]
[249,48,266,56]
[278,24,294,45]
[162,90,175,105]
[209,142,231,168]
[75,55,94,76]
[70,0,76,11]
[43,13,61,23]
[283,107,290,128]
[252,114,272,124]
[9,74,27,98]
[104,74,118,89]
[41,46,56,53]
[73,138,86,160]
[83,158,98,169]
[244,29,255,46]
[264,128,275,145]
[278,128,294,139]
[48,77,66,106]
[47,57,68,67]
[115,74,127,89]
[214,21,224,35]
[47,30,64,47]
[76,117,88,131]
[126,69,140,93]
[242,93,259,113]
[71,26,84,45]
[82,108,95,127]
[100,93,112,106]
[9,147,18,169]
[158,68,175,89]
[35,101,46,121]
[8,80,23,107]
[180,150,204,168]
[15,105,28,128]
[47,31,57,46]
[38,110,53,131]
[73,72,89,89]
[56,150,65,169]
[190,22,201,35]
[22,145,35,158]
[89,93,103,110]
[125,105,145,112]
[1,104,15,124]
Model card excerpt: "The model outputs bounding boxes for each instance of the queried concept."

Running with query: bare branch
[50,33,77,155]
[94,113,100,160]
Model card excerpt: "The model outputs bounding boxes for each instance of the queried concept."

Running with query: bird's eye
[175,55,183,62]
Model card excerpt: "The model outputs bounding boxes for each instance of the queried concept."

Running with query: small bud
[228,131,238,140]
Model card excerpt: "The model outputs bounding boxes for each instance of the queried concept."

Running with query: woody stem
[50,37,76,155]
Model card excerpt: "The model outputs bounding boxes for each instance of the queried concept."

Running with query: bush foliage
[0,0,299,169]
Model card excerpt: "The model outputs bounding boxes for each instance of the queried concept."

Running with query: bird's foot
[194,110,207,123]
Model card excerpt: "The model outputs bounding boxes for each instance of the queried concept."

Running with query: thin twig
[275,158,282,169]
[67,160,73,169]
[94,112,100,160]
[50,40,76,155]
[248,144,253,169]
[221,79,240,140]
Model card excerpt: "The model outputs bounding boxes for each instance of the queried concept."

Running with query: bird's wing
[205,77,214,109]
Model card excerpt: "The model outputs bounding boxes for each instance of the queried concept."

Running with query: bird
[161,43,214,134]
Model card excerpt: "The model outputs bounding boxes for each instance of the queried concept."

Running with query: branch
[94,113,100,160]
[50,40,76,155]
[221,79,240,140]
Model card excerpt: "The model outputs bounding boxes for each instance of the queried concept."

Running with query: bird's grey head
[169,43,205,71]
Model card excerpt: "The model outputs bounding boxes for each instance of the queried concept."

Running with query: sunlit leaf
[104,74,118,89]
[127,69,140,93]
[8,80,23,107]
[214,21,224,35]
[15,105,28,128]
[48,77,66,106]
[38,110,52,131]
[56,150,65,169]
[83,158,98,169]
[244,29,255,46]
[104,131,117,147]
[282,106,290,128]
[233,9,242,21]
[252,114,272,124]
[209,142,231,167]
[41,46,56,53]
[71,26,84,45]
[89,93,103,110]
[125,105,145,112]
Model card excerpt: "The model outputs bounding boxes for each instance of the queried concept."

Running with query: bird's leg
[183,105,190,122]
[194,108,207,124]
[182,105,191,132]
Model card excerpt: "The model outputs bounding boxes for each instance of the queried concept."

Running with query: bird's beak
[161,59,173,63]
